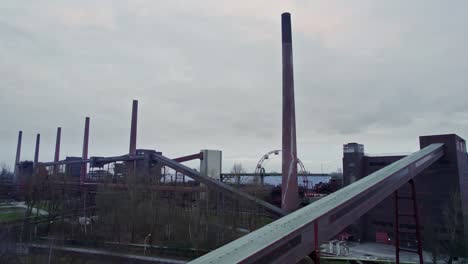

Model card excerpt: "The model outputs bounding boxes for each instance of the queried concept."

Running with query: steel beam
[188,143,444,264]
[281,12,298,212]
[173,152,203,163]
[221,173,329,177]
[152,153,286,216]
[40,155,144,167]
[14,130,22,177]
[80,117,90,184]
[129,100,138,156]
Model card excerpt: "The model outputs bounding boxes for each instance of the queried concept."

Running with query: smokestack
[14,131,22,178]
[129,100,138,156]
[54,127,61,162]
[281,12,299,212]
[34,133,40,168]
[54,127,61,174]
[80,117,90,184]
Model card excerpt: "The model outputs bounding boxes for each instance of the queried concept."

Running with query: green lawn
[0,211,25,222]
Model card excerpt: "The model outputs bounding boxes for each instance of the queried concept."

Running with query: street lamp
[143,233,151,255]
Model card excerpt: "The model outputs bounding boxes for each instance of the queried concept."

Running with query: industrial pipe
[173,152,203,163]
[40,155,145,167]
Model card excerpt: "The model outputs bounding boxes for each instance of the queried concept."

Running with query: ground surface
[325,242,443,263]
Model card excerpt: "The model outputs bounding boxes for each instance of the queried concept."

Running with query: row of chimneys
[14,100,139,184]
[12,11,299,213]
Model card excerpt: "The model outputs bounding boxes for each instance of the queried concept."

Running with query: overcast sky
[1,1,467,173]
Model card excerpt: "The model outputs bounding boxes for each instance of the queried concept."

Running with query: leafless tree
[0,163,14,180]
[424,191,467,263]
[230,163,246,185]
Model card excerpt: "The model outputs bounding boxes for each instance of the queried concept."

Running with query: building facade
[343,134,468,252]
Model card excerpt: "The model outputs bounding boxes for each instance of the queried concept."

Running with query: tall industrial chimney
[33,133,40,168]
[80,117,90,184]
[281,12,299,212]
[14,131,22,178]
[129,100,138,156]
[54,127,61,174]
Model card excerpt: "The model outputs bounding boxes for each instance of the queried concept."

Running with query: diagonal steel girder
[152,153,286,216]
[188,143,444,264]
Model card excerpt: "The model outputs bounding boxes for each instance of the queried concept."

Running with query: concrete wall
[200,150,222,181]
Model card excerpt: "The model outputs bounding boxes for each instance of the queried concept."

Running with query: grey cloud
[1,1,468,173]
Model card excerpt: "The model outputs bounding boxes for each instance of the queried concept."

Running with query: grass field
[0,204,26,222]
[0,211,25,222]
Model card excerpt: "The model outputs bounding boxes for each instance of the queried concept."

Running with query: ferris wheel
[254,150,310,189]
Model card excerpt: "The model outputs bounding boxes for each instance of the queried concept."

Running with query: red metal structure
[394,179,423,264]
[314,220,320,264]
[172,152,203,163]
[281,12,299,212]
[80,117,90,184]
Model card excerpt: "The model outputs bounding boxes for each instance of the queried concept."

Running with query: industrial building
[343,134,468,251]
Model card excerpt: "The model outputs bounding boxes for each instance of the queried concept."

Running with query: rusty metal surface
[173,152,203,163]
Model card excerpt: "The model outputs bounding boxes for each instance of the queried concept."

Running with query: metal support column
[394,191,400,264]
[409,179,424,264]
[314,220,320,264]
[394,180,423,264]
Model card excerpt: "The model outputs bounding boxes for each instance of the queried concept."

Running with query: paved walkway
[29,243,187,264]
[347,242,438,263]
[0,201,49,216]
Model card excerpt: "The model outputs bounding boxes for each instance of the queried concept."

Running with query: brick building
[343,134,468,251]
